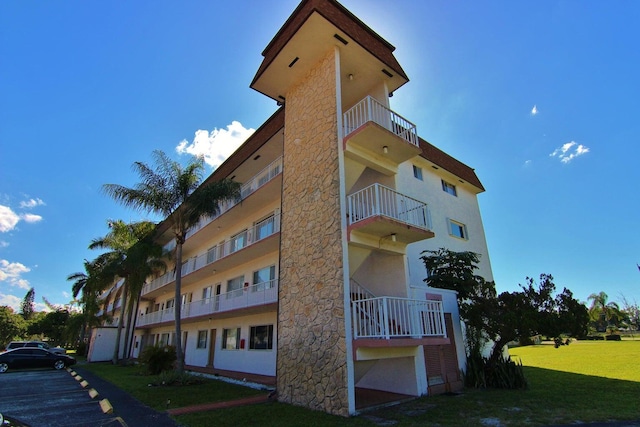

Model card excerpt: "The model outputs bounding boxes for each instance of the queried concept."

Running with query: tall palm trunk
[112,282,128,365]
[174,241,184,373]
[125,295,141,361]
[121,296,136,364]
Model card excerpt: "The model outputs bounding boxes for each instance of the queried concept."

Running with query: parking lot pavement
[72,366,178,427]
[0,369,124,427]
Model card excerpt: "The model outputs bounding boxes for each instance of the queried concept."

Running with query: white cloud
[20,213,43,224]
[0,293,22,311]
[0,241,8,248]
[550,141,590,163]
[0,205,20,232]
[19,198,45,209]
[176,121,255,169]
[0,201,44,232]
[0,259,31,290]
[531,105,538,115]
[523,160,532,167]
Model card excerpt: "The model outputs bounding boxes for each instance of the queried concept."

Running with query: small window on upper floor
[413,165,423,181]
[448,219,468,240]
[442,180,457,196]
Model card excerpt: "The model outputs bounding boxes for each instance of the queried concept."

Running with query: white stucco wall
[88,327,121,362]
[396,159,494,286]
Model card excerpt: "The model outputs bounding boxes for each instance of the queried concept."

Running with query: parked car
[0,348,76,373]
[5,341,66,355]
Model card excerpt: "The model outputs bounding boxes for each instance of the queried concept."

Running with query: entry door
[207,329,217,367]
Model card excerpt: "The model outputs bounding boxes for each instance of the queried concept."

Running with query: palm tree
[89,219,164,364]
[68,259,110,355]
[102,150,241,372]
[587,291,621,333]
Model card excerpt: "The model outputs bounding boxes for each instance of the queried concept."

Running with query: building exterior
[90,0,493,416]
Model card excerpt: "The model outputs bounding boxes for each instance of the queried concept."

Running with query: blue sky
[1,0,639,312]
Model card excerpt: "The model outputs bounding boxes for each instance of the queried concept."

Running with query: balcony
[352,297,446,340]
[347,183,434,245]
[162,156,283,254]
[142,214,281,298]
[343,96,421,175]
[137,280,278,328]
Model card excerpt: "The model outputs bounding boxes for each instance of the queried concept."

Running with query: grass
[83,340,640,426]
[80,363,265,411]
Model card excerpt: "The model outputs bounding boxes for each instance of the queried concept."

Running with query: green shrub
[139,345,176,375]
[464,355,528,389]
[76,341,88,356]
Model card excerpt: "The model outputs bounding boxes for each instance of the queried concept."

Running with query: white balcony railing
[351,297,446,339]
[343,96,418,147]
[142,213,281,295]
[138,280,278,327]
[162,156,283,253]
[347,183,432,230]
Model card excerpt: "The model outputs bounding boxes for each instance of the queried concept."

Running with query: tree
[587,291,621,333]
[68,259,109,353]
[37,309,71,347]
[20,288,35,321]
[619,294,639,332]
[89,219,164,364]
[421,249,589,364]
[0,306,26,347]
[102,150,241,372]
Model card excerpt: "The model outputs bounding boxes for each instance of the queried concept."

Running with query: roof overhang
[251,0,408,104]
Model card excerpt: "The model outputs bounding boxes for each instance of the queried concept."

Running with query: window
[197,330,208,349]
[181,293,191,306]
[230,230,247,253]
[227,275,245,299]
[448,219,468,240]
[165,298,175,310]
[206,245,218,263]
[253,265,276,291]
[413,165,423,181]
[222,327,241,350]
[255,215,274,240]
[250,325,274,350]
[159,333,171,346]
[441,180,457,196]
[202,286,212,303]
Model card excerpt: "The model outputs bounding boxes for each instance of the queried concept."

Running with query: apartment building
[90,0,494,416]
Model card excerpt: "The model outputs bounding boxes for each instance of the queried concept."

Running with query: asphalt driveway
[0,366,177,427]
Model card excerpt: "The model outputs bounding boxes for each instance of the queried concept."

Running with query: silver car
[5,341,66,355]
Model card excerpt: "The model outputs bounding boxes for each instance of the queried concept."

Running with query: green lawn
[80,363,265,411]
[83,341,640,426]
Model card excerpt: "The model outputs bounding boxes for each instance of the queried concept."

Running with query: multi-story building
[89,0,493,416]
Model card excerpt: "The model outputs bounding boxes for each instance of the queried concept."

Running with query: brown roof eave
[153,108,285,240]
[251,0,408,89]
[418,137,486,193]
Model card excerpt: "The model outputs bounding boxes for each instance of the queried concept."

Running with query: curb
[67,367,113,414]
[166,394,271,416]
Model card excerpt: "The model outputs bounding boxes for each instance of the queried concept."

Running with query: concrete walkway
[167,394,271,416]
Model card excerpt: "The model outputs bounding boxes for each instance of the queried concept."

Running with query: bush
[76,341,87,357]
[464,355,528,390]
[605,334,622,341]
[139,345,176,375]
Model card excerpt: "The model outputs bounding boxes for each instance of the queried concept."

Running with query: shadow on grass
[175,367,640,427]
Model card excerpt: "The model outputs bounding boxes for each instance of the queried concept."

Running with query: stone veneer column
[277,48,349,416]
